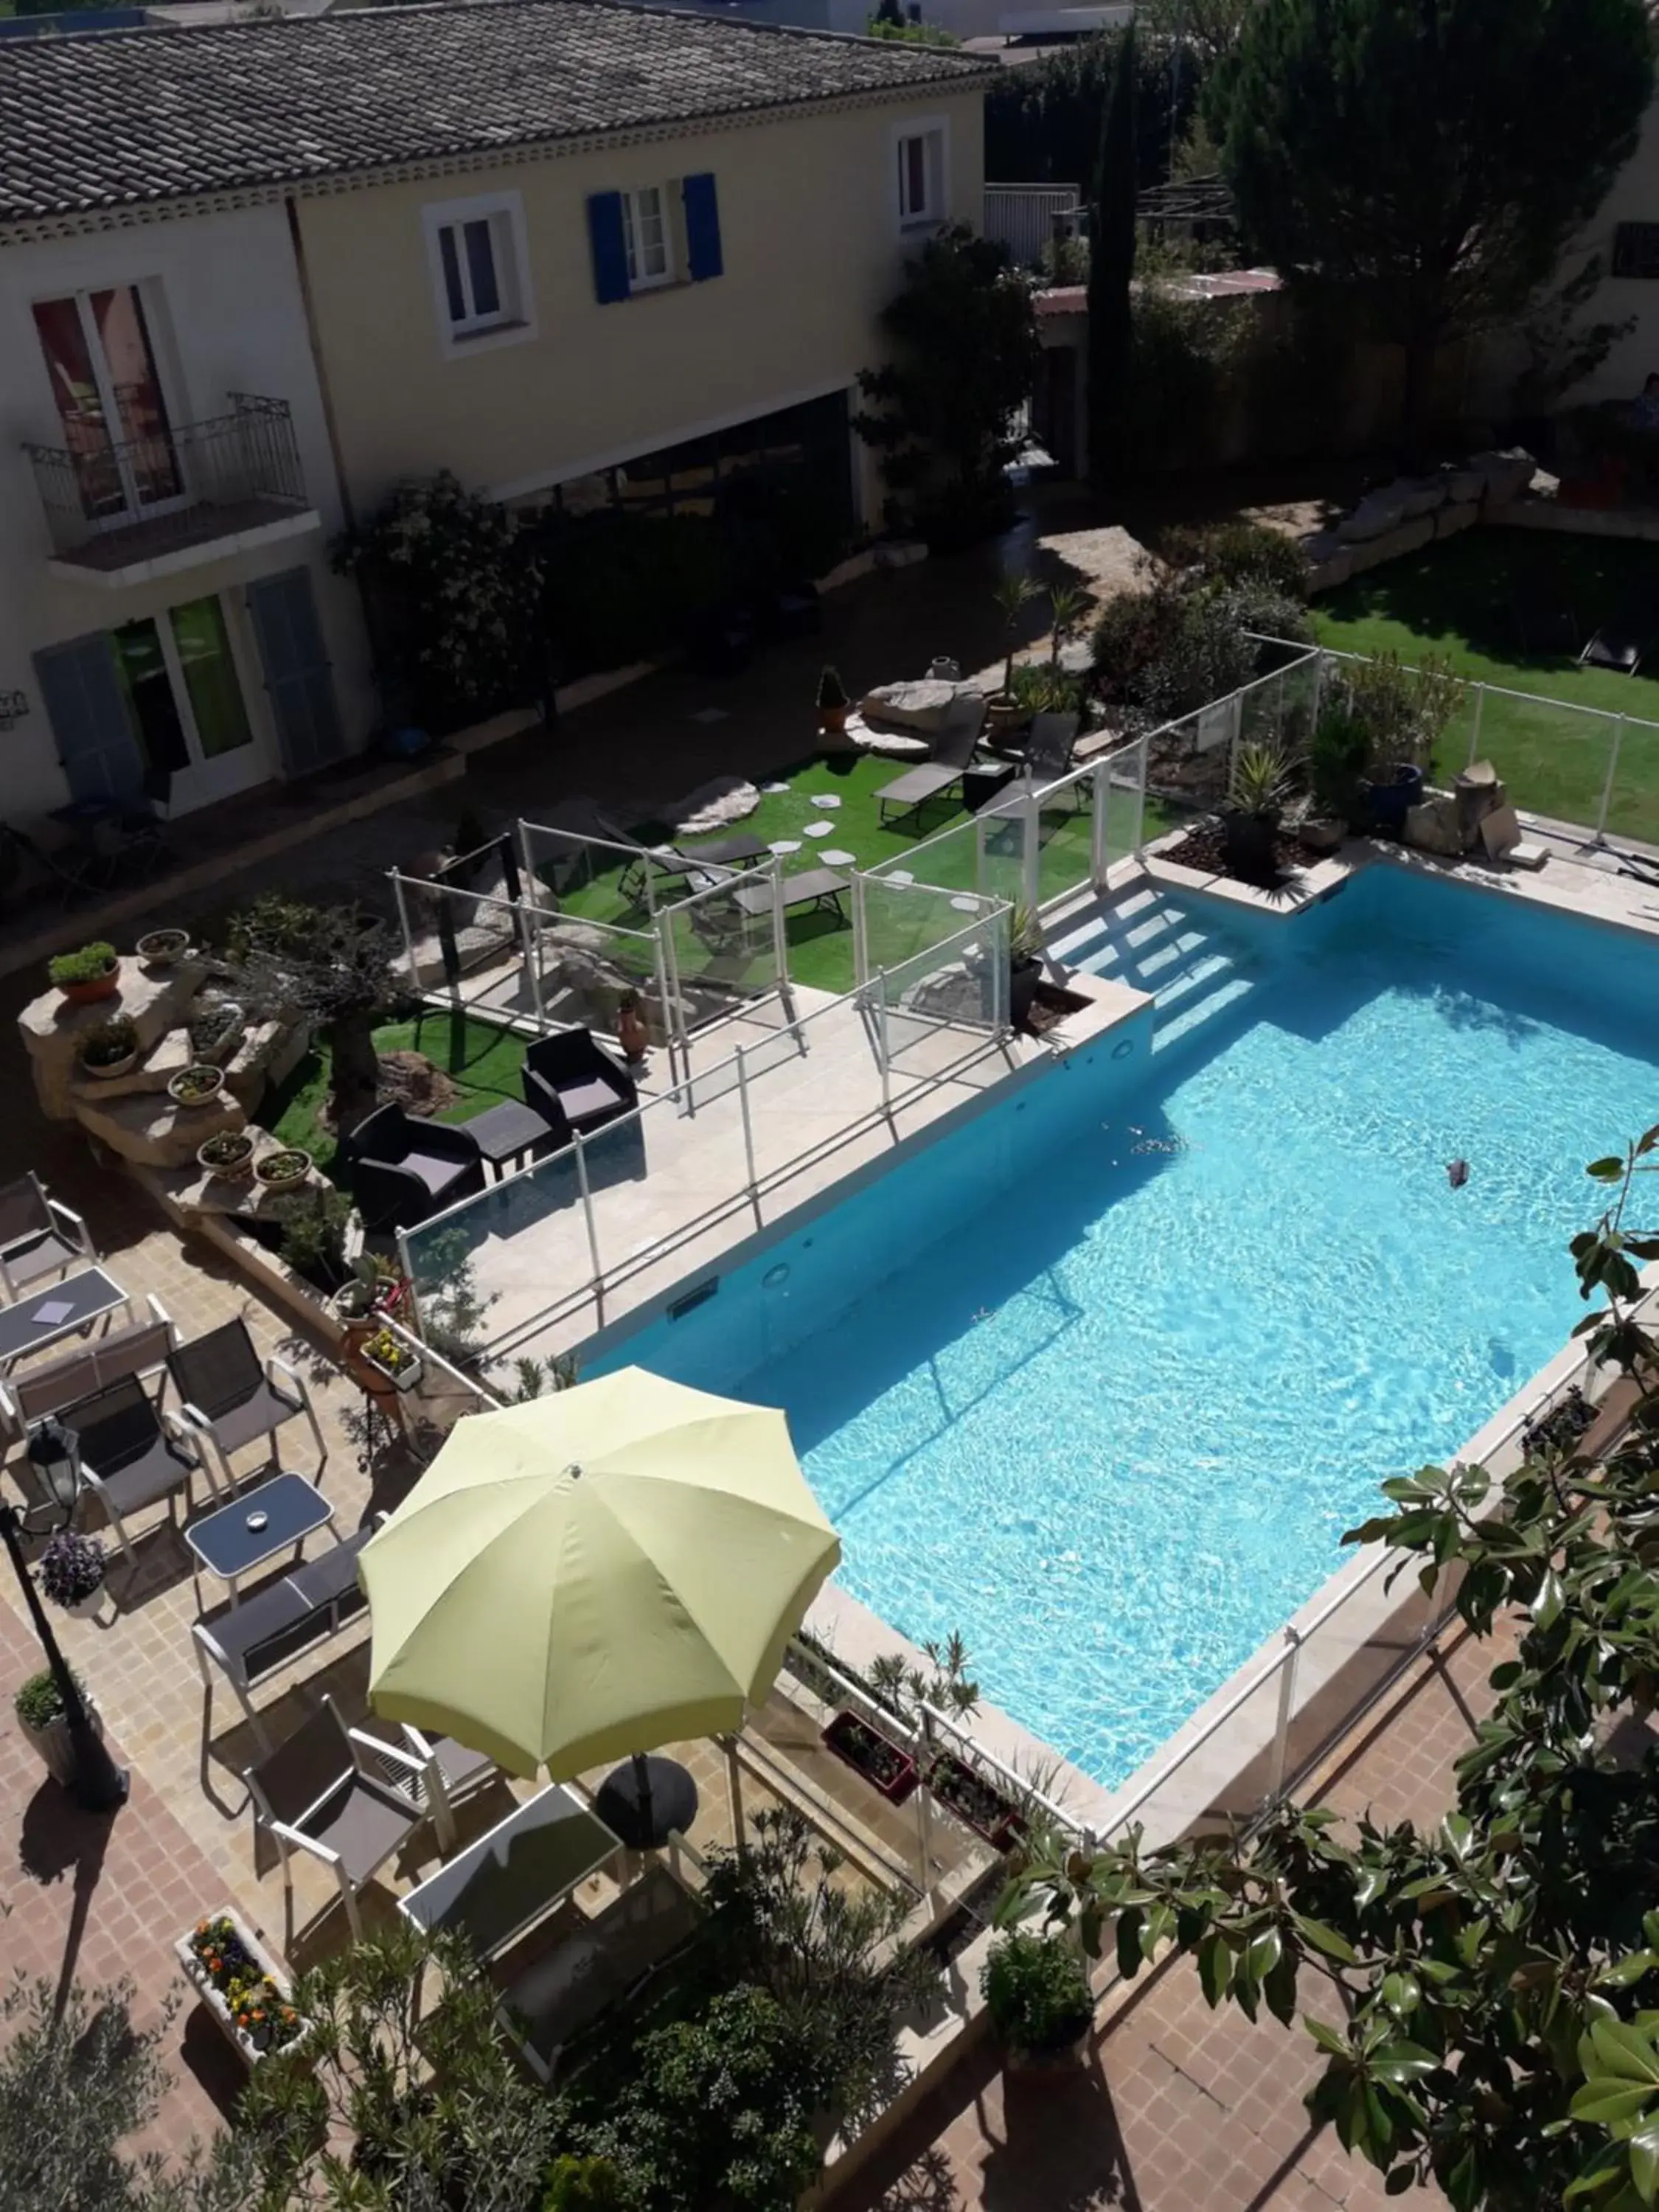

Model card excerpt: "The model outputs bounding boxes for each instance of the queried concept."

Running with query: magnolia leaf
[1568,2082,1658,2128]
[1371,2042,1440,2087]
[1590,2018,1659,2086]
[1292,1914,1359,1964]
[1589,1158,1628,1183]
[1630,2119,1659,2206]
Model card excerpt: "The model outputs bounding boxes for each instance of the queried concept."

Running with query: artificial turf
[1312,531,1659,841]
[270,1010,529,1174]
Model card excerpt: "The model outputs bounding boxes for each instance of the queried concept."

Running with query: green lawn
[271,1012,529,1175]
[560,750,1162,994]
[1313,532,1659,841]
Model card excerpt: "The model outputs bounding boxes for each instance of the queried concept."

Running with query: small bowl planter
[361,1327,424,1394]
[38,1531,108,1619]
[14,1670,100,1790]
[168,1064,226,1110]
[189,1000,246,1068]
[77,1015,140,1082]
[136,927,191,970]
[928,1750,1026,1851]
[821,1708,919,1804]
[254,1147,313,1194]
[198,1130,256,1183]
[175,1911,305,2067]
[48,942,119,1006]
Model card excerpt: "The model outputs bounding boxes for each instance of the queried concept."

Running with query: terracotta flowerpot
[58,966,119,1006]
[617,1006,650,1060]
[819,705,849,736]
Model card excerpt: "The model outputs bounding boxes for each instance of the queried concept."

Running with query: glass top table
[399,1784,623,1964]
[0,1265,128,1373]
[184,1469,335,1602]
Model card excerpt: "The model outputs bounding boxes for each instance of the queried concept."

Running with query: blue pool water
[593,867,1659,1787]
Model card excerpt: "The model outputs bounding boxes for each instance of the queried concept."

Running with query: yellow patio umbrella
[358,1368,839,1816]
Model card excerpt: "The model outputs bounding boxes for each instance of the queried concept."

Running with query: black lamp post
[0,1419,128,1813]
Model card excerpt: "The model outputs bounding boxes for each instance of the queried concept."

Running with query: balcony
[24,393,319,586]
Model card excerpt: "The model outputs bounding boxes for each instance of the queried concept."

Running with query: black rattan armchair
[343,1104,487,1233]
[521,1029,639,1146]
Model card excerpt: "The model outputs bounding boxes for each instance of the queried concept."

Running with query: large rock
[1394,476,1450,520]
[1298,531,1354,594]
[1470,448,1535,507]
[1435,500,1480,539]
[1347,515,1436,574]
[73,1085,246,1169]
[665,777,762,836]
[1404,794,1467,858]
[1338,493,1408,543]
[21,957,211,1121]
[860,680,984,735]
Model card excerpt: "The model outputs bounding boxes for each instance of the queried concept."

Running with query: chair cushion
[403,1152,470,1196]
[196,1574,315,1680]
[4,1229,83,1290]
[91,1436,194,1519]
[204,1378,304,1457]
[553,1077,624,1123]
[305,1777,417,1880]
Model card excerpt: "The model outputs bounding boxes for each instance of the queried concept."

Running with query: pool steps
[1052,886,1256,1049]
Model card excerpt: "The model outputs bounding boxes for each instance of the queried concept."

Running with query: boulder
[1440,467,1486,505]
[1403,795,1467,858]
[1338,494,1408,543]
[1298,531,1354,594]
[73,1085,246,1170]
[860,680,977,735]
[1435,500,1481,539]
[1394,476,1450,520]
[663,776,762,836]
[21,956,211,1121]
[1469,448,1536,507]
[1346,515,1436,573]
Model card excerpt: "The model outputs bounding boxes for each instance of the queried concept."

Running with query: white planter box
[173,1910,305,2067]
[18,1697,102,1790]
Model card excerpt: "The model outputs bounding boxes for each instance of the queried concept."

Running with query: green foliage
[1163,520,1310,601]
[981,1931,1093,2056]
[48,942,115,987]
[1008,661,1088,718]
[273,1184,352,1291]
[985,29,1196,193]
[869,1629,983,1722]
[863,13,959,42]
[1087,24,1138,489]
[544,2157,629,2212]
[1324,650,1461,776]
[13,1668,79,1729]
[220,896,397,1134]
[997,1134,1659,2209]
[77,1015,137,1068]
[0,1973,184,2212]
[1227,741,1293,820]
[1211,0,1655,431]
[855,225,1038,548]
[240,1923,557,2212]
[1307,706,1372,827]
[333,470,543,733]
[1092,563,1304,723]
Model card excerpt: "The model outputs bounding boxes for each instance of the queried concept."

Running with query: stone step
[21,956,212,1121]
[72,1083,247,1170]
[68,1027,195,1105]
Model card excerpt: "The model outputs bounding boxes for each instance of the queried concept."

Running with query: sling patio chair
[874,696,991,827]
[167,1318,327,1491]
[17,1374,207,1569]
[0,1294,175,1445]
[595,814,770,909]
[0,1172,97,1301]
[245,1697,431,1941]
[995,712,1085,813]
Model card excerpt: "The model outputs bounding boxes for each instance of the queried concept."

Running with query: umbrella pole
[633,1750,653,1835]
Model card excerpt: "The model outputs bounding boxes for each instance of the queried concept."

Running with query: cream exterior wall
[292,89,987,519]
[0,204,374,827]
[1560,99,1659,408]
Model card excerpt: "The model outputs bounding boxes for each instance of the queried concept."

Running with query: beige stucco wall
[292,88,987,519]
[0,204,375,825]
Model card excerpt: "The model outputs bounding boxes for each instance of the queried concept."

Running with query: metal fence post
[652,931,680,1096]
[389,869,421,995]
[770,858,789,991]
[1130,739,1148,857]
[1596,714,1627,844]
[1091,759,1109,888]
[876,975,892,1116]
[1023,788,1040,917]
[516,818,538,903]
[395,1225,421,1336]
[1467,682,1486,771]
[852,870,870,987]
[513,894,545,1031]
[571,1128,605,1321]
[658,911,689,1096]
[915,1709,936,1896]
[1267,1627,1303,1804]
[737,1046,761,1223]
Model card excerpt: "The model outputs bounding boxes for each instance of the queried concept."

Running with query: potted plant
[616,989,650,1062]
[14,1669,100,1788]
[48,942,119,1006]
[1222,742,1292,888]
[987,571,1040,736]
[136,927,191,969]
[817,666,851,737]
[76,1014,139,1081]
[929,1750,1026,1851]
[821,1708,919,1804]
[188,998,246,1067]
[198,1128,256,1183]
[981,1930,1094,2075]
[254,1147,312,1192]
[175,1912,304,2065]
[168,1063,226,1110]
[1009,904,1046,1033]
[361,1326,424,1394]
[1304,706,1369,849]
[330,1254,400,1336]
[38,1531,107,1618]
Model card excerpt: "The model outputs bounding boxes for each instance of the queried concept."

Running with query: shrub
[77,1015,138,1069]
[48,941,115,988]
[38,1531,105,1608]
[1008,661,1088,717]
[1324,650,1462,776]
[275,1183,352,1290]
[14,1667,82,1729]
[1163,520,1310,601]
[544,2154,630,2211]
[0,1975,181,2212]
[981,1930,1093,2056]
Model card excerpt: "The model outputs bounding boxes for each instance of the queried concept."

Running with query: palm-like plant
[1046,582,1090,667]
[1228,741,1293,821]
[992,571,1040,696]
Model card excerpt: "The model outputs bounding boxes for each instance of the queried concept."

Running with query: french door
[111,594,266,810]
[32,286,183,526]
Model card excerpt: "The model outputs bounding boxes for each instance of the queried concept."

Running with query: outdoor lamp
[0,1421,128,1814]
[26,1416,80,1523]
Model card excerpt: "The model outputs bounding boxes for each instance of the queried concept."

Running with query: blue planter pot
[1366,764,1424,835]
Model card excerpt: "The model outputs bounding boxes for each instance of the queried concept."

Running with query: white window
[622,186,674,290]
[422,192,536,355]
[895,122,947,231]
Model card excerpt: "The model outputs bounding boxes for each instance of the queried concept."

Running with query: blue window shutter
[33,633,145,803]
[587,192,630,303]
[684,173,723,282]
[245,567,345,777]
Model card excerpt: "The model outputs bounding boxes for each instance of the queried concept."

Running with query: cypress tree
[1087,26,1138,493]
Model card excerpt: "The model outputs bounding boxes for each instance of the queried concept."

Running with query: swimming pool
[591,865,1659,1787]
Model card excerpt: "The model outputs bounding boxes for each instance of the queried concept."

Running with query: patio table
[0,1265,129,1374]
[398,1783,623,1964]
[184,1468,334,1606]
[465,1097,558,1181]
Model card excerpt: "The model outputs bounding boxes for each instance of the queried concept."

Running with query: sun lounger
[595,814,768,906]
[733,866,849,923]
[875,697,990,827]
[1580,596,1656,675]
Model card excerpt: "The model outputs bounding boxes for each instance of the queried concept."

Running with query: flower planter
[1004,2028,1091,2079]
[136,928,190,969]
[254,1149,312,1194]
[821,1708,919,1804]
[191,1003,246,1068]
[80,1049,137,1082]
[18,1697,102,1790]
[363,1346,423,1395]
[168,1065,226,1110]
[58,965,119,1007]
[174,1910,305,2067]
[929,1750,1026,1851]
[198,1133,256,1183]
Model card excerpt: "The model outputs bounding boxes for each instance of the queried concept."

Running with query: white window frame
[893,117,949,234]
[422,191,536,358]
[622,184,677,293]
